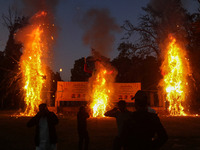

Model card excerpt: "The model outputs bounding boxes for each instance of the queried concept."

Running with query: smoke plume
[148,0,186,27]
[16,0,59,68]
[148,0,188,44]
[81,8,120,57]
[21,0,59,15]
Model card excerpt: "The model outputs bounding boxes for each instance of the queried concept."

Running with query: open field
[0,111,200,150]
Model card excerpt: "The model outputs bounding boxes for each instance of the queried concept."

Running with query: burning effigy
[160,34,191,116]
[84,49,117,117]
[15,0,57,116]
[80,8,120,117]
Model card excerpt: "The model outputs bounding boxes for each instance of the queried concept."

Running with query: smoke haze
[21,0,59,15]
[81,8,120,57]
[148,0,188,44]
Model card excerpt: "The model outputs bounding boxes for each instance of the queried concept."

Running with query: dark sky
[0,0,198,80]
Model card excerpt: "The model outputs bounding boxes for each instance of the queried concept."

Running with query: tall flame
[89,62,113,117]
[161,35,189,116]
[19,11,48,116]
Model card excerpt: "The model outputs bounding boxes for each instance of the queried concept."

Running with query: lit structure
[161,35,190,116]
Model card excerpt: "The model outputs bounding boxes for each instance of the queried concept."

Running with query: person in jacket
[27,103,59,150]
[123,90,168,150]
[104,100,132,150]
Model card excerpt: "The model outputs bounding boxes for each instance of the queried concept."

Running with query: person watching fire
[27,103,59,150]
[122,90,168,149]
[104,100,132,150]
[77,105,90,150]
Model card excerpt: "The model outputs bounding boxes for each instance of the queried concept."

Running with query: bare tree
[0,6,28,109]
[121,0,189,58]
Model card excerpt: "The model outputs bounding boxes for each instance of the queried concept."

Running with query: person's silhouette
[123,90,168,150]
[104,100,132,150]
[27,103,59,150]
[77,106,90,150]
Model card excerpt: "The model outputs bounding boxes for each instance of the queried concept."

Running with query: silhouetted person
[104,100,132,150]
[27,103,59,150]
[123,90,168,150]
[77,106,90,150]
[131,96,156,114]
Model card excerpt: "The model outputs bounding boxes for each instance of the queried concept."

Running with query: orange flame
[90,62,113,117]
[35,11,47,18]
[161,35,189,116]
[19,11,49,116]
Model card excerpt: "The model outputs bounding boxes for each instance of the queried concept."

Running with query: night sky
[0,0,198,80]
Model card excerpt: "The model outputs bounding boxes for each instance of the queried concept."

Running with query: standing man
[104,100,132,150]
[123,90,168,149]
[27,103,59,150]
[77,106,90,150]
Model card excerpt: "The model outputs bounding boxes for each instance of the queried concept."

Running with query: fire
[90,62,113,117]
[19,11,49,116]
[35,11,47,18]
[161,35,189,116]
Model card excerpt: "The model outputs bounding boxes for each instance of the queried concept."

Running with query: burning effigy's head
[133,90,148,108]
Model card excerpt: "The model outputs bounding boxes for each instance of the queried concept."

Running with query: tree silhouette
[111,55,160,90]
[70,57,92,81]
[121,0,189,58]
[119,0,200,112]
[185,0,200,111]
[0,7,28,109]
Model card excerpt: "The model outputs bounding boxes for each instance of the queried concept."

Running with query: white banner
[56,81,141,102]
[112,82,141,102]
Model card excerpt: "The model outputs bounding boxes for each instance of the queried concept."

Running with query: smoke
[21,0,59,15]
[19,0,59,46]
[149,0,195,14]
[80,8,120,57]
[148,0,185,23]
[148,0,169,13]
[148,0,188,43]
[16,0,59,68]
[148,0,186,23]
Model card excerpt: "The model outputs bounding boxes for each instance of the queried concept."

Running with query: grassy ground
[0,111,200,150]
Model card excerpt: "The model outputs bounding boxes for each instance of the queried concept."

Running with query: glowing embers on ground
[161,35,189,116]
[90,63,113,117]
[20,11,48,116]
